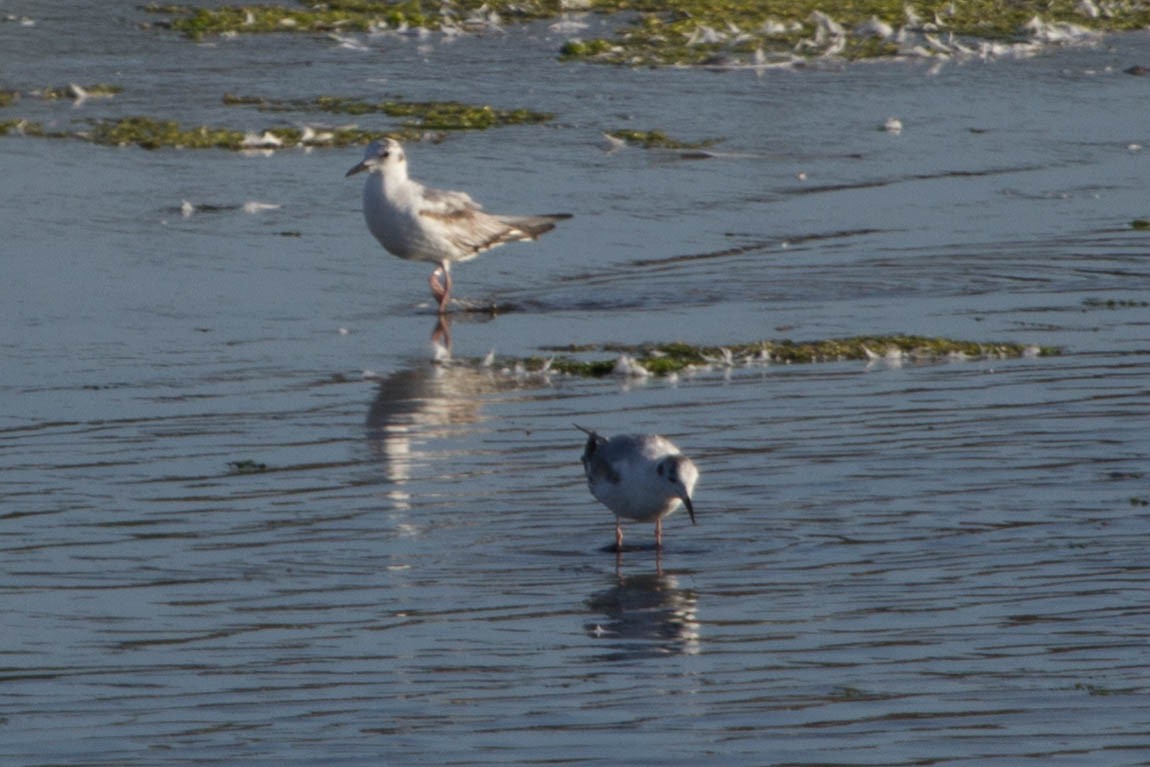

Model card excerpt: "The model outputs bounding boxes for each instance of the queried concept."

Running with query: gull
[345,138,571,313]
[578,426,699,551]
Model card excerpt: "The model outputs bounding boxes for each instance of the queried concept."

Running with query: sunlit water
[3,3,1150,765]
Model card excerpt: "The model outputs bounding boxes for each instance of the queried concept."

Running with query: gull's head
[345,138,406,178]
[656,454,699,524]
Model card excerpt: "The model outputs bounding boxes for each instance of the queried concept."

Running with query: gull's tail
[501,213,572,240]
[575,424,604,473]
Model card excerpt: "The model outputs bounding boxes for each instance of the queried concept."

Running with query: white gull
[578,426,699,550]
[346,139,570,312]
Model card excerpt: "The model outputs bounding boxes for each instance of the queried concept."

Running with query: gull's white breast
[363,173,456,265]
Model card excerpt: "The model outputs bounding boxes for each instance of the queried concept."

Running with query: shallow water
[3,3,1150,765]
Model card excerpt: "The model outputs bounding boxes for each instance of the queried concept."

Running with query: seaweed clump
[505,335,1058,378]
[34,83,123,99]
[0,83,122,106]
[43,116,419,150]
[0,94,552,150]
[86,116,248,150]
[559,0,1150,66]
[223,93,553,130]
[144,1,565,39]
[605,129,719,150]
[0,119,47,137]
[142,0,1150,64]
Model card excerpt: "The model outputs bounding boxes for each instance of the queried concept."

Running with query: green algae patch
[0,111,442,151]
[74,116,411,150]
[87,117,247,150]
[34,83,123,100]
[143,0,1150,63]
[559,0,1150,66]
[145,1,567,39]
[605,129,720,150]
[224,93,553,130]
[0,84,122,107]
[144,0,1150,63]
[559,38,615,58]
[0,119,46,137]
[146,3,413,38]
[504,335,1057,377]
[382,101,551,130]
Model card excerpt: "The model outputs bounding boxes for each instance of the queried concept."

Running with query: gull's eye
[656,463,664,477]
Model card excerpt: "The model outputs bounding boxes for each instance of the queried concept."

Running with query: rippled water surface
[4,3,1150,765]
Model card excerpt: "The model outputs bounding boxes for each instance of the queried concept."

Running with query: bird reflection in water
[430,314,451,357]
[364,315,536,512]
[584,570,701,659]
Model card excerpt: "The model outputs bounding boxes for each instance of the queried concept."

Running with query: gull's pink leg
[615,518,624,552]
[655,518,663,549]
[440,266,452,313]
[428,267,447,311]
[428,263,453,314]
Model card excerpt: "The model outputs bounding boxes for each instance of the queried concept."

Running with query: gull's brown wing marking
[419,208,534,255]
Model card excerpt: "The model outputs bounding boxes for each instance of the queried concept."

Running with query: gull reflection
[584,570,701,660]
[364,318,544,512]
[430,315,451,357]
[366,367,487,511]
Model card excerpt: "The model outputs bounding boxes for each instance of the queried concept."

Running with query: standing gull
[346,138,571,313]
[578,426,699,551]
